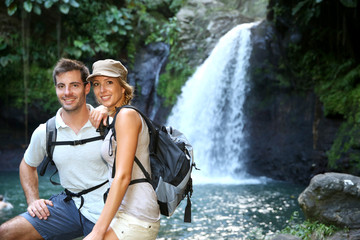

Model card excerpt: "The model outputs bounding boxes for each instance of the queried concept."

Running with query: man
[0,195,13,210]
[0,58,109,239]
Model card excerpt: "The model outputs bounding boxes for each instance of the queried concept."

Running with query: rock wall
[176,0,267,68]
[243,21,342,184]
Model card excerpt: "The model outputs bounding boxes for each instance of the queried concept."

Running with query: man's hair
[52,58,90,85]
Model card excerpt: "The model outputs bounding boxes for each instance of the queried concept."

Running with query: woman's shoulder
[115,107,141,127]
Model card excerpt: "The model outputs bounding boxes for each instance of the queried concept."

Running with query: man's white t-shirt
[24,104,109,223]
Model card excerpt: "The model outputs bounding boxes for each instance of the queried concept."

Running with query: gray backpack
[109,105,196,222]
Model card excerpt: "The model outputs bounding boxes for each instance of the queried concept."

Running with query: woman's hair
[117,77,134,105]
[52,58,89,85]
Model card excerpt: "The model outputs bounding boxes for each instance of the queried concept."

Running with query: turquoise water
[0,171,305,239]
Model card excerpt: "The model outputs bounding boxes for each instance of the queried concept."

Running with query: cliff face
[243,21,342,184]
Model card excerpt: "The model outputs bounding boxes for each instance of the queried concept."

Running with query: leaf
[34,5,42,15]
[106,15,114,23]
[23,1,33,12]
[7,3,17,16]
[340,0,357,7]
[44,1,55,9]
[5,0,14,7]
[70,0,80,8]
[112,25,119,33]
[74,40,84,47]
[59,4,70,14]
[292,0,308,15]
[119,29,126,35]
[0,57,9,67]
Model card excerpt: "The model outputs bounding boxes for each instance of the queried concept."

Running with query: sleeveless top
[101,113,160,222]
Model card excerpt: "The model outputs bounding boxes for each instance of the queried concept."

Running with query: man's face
[55,70,90,112]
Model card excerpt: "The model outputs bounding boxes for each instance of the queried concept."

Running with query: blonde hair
[118,77,134,105]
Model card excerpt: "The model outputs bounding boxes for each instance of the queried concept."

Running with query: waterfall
[167,22,265,184]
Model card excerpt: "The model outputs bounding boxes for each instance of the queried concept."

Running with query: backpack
[109,105,196,223]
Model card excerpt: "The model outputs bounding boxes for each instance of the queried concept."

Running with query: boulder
[298,172,360,229]
[270,234,301,240]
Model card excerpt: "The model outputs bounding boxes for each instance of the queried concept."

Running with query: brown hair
[52,58,89,85]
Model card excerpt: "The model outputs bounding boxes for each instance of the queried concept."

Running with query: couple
[0,58,160,240]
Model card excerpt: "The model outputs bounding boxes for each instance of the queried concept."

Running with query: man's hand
[27,199,53,220]
[90,105,108,129]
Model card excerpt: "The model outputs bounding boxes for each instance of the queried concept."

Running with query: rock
[298,172,360,229]
[127,42,170,123]
[270,234,301,240]
[327,229,360,240]
[176,0,262,67]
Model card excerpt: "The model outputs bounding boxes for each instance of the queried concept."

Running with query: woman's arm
[84,108,141,240]
[89,105,109,129]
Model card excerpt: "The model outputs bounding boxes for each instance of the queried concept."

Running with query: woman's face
[92,76,125,109]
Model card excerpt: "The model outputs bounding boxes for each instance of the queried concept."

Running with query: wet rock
[271,234,301,240]
[298,172,360,229]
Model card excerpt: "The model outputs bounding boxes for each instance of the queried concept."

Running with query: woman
[85,59,160,240]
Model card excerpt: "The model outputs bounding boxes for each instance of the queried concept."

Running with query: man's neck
[61,104,89,134]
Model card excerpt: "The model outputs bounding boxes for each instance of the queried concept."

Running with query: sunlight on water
[193,173,270,185]
[158,183,304,240]
[0,172,304,239]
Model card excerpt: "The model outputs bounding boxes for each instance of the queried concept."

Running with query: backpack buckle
[73,140,83,145]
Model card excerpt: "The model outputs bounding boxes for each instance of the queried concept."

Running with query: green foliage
[292,0,322,26]
[281,211,340,240]
[5,0,80,16]
[327,121,360,170]
[270,0,360,174]
[315,61,360,119]
[1,0,188,115]
[158,63,194,106]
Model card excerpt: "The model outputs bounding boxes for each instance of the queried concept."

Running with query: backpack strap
[64,179,109,230]
[39,116,104,185]
[110,105,156,183]
[39,117,59,185]
[49,136,104,146]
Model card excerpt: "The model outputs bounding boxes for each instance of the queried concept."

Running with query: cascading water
[167,21,265,184]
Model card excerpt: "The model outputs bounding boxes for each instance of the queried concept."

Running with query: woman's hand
[90,105,108,129]
[83,230,104,240]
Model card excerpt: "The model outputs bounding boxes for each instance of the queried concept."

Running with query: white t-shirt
[102,114,160,222]
[24,104,109,223]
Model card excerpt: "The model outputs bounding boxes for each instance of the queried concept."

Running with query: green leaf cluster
[281,211,341,240]
[5,0,80,16]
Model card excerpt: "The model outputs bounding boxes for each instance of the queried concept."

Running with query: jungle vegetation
[1,0,360,175]
[1,0,189,141]
[268,0,360,175]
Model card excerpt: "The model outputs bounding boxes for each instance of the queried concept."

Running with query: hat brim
[86,71,121,82]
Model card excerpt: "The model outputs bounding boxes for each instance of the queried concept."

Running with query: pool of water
[0,171,305,239]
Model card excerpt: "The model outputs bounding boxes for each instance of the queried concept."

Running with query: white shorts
[110,212,160,240]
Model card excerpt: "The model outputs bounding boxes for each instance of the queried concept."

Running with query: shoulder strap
[118,105,158,154]
[110,105,156,181]
[39,116,104,185]
[39,117,57,177]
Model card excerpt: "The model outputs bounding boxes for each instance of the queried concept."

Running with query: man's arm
[19,158,53,220]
